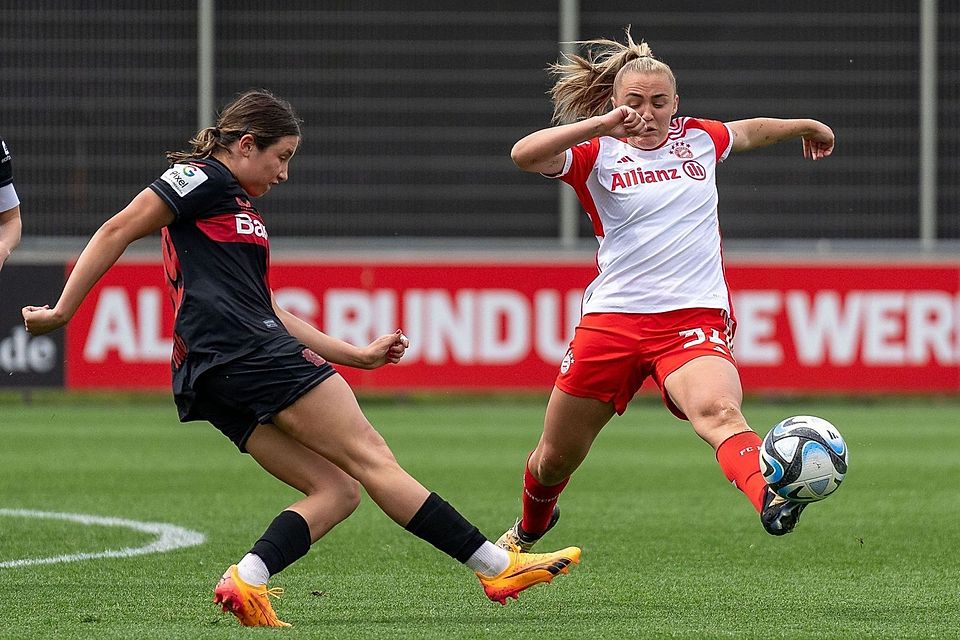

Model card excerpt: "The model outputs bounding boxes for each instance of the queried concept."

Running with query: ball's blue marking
[763,455,785,483]
[801,440,829,463]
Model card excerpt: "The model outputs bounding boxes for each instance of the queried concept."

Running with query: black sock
[249,510,312,576]
[404,492,487,562]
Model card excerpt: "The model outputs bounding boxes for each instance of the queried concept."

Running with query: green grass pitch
[0,393,958,639]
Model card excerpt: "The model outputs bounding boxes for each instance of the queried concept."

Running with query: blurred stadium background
[2,7,960,639]
[1,1,957,396]
[2,0,956,243]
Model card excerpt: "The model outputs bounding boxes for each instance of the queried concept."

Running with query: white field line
[0,508,206,568]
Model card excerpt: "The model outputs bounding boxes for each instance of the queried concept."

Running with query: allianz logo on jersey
[235,213,268,238]
[609,160,707,191]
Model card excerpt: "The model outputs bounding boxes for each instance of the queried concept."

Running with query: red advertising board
[725,264,959,392]
[64,259,960,393]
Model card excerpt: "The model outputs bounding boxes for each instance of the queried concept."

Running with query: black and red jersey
[149,157,285,392]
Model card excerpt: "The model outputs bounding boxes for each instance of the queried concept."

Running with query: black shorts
[178,335,337,452]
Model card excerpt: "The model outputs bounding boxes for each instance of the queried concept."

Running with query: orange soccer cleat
[213,564,291,627]
[477,545,581,605]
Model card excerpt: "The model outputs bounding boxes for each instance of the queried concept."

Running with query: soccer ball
[760,415,848,503]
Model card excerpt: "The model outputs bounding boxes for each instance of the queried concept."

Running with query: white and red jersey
[550,116,734,317]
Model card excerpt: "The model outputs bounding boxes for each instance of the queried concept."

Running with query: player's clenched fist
[801,122,834,161]
[599,105,644,138]
[22,305,66,336]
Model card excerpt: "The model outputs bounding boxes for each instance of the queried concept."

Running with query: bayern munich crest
[560,348,574,374]
[670,141,694,159]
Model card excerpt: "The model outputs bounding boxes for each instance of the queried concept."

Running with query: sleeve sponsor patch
[160,164,209,197]
[0,139,12,186]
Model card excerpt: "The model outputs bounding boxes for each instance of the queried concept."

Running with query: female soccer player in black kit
[22,89,579,626]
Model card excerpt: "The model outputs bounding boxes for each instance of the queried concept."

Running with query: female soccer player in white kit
[497,29,835,551]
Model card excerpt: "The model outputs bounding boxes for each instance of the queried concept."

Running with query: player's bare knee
[692,397,743,423]
[302,471,360,507]
[334,477,362,514]
[343,425,401,480]
[534,452,575,486]
[689,397,748,443]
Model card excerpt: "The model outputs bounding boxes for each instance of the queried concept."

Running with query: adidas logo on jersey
[616,155,635,164]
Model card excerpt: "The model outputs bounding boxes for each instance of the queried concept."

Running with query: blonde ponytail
[548,26,676,124]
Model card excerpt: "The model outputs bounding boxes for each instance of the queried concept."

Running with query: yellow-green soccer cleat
[495,505,561,552]
[213,564,291,627]
[477,545,581,605]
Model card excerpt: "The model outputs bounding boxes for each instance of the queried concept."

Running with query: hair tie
[212,127,221,137]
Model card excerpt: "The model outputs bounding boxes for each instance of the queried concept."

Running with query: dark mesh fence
[1,1,956,240]
[583,2,925,239]
[214,1,561,238]
[941,7,959,238]
[1,3,197,235]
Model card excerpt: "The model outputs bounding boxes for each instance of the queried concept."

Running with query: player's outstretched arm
[727,118,834,160]
[511,106,645,174]
[22,189,173,335]
[271,293,409,369]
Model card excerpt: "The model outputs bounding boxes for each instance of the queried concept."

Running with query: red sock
[520,461,569,535]
[715,431,767,513]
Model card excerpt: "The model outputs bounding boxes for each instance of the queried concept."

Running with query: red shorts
[555,308,737,419]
